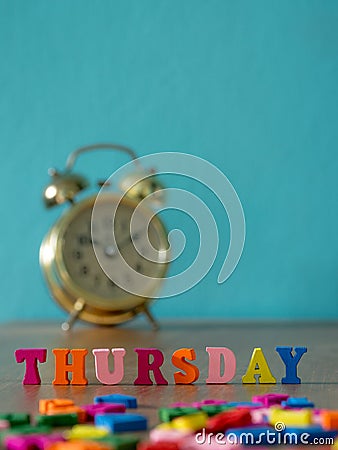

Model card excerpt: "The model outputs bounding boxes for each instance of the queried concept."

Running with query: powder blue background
[0,0,337,322]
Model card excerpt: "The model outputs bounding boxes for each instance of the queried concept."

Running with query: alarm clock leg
[61,298,86,331]
[136,304,159,331]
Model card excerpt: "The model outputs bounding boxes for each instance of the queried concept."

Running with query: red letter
[15,348,47,385]
[172,348,199,384]
[134,348,168,385]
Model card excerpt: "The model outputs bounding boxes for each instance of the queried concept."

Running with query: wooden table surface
[0,320,337,438]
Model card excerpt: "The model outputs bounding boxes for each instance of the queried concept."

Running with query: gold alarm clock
[40,143,169,330]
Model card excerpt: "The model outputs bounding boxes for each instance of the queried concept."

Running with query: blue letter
[275,346,307,384]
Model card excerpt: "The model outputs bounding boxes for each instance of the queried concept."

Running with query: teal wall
[1,0,337,322]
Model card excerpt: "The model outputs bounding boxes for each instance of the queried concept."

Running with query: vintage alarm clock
[40,143,169,330]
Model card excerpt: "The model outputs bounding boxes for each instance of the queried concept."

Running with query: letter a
[242,348,276,384]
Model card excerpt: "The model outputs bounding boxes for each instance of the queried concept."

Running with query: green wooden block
[199,404,233,416]
[95,435,139,449]
[35,413,79,426]
[158,407,199,422]
[0,425,51,443]
[0,413,30,427]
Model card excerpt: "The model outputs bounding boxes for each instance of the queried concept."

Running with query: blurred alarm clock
[40,143,169,330]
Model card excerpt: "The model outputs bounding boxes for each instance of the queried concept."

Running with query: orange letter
[52,348,88,385]
[172,348,199,384]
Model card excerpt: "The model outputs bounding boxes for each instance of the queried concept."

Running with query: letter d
[195,428,206,444]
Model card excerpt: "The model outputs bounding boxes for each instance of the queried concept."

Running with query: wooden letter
[92,348,126,385]
[206,347,236,383]
[15,348,47,385]
[172,348,199,384]
[242,347,276,384]
[275,346,307,384]
[52,348,88,385]
[134,348,168,385]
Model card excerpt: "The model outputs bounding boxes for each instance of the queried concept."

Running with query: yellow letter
[242,348,276,384]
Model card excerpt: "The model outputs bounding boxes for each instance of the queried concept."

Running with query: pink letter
[134,348,168,385]
[92,348,126,385]
[15,348,47,385]
[206,347,236,383]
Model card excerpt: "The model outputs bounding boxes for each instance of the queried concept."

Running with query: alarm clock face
[55,194,169,311]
